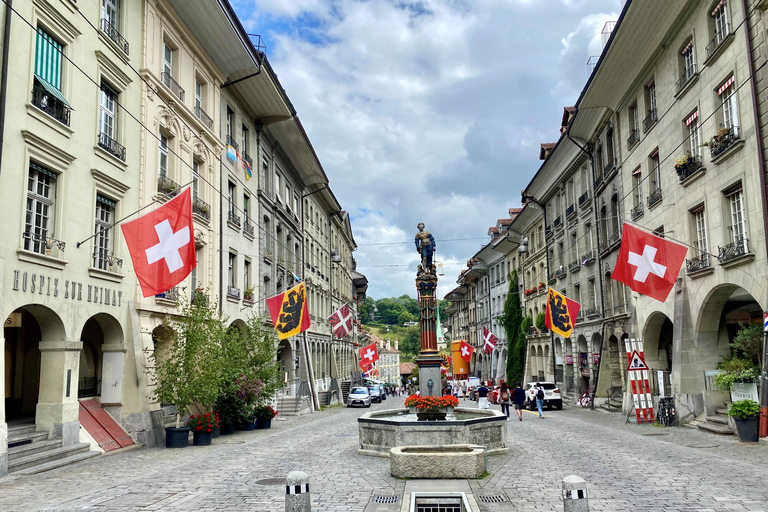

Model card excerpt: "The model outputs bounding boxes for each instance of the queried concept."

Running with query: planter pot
[220,421,235,436]
[193,430,212,446]
[211,426,220,438]
[256,418,272,429]
[734,416,759,443]
[238,416,256,431]
[165,427,190,448]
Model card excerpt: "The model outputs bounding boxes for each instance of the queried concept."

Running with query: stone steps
[697,410,734,436]
[11,450,100,475]
[8,439,62,461]
[9,443,96,474]
[275,395,311,416]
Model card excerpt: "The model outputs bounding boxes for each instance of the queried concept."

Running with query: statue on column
[415,223,436,275]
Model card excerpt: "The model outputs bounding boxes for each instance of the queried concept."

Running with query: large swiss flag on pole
[459,340,474,362]
[359,342,379,367]
[611,223,687,302]
[121,188,196,297]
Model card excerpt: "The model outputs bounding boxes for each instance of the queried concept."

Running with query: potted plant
[254,404,278,429]
[243,285,256,302]
[728,399,760,442]
[188,412,218,446]
[405,394,459,421]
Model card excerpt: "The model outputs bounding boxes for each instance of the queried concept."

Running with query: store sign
[4,312,21,327]
[12,269,122,307]
[730,382,759,403]
[565,355,574,365]
[593,353,600,365]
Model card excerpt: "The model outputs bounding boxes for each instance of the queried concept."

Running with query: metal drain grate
[373,495,400,504]
[478,494,507,503]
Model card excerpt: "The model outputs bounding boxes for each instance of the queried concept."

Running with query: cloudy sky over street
[232,0,621,299]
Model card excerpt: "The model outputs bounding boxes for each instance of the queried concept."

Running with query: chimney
[394,339,399,351]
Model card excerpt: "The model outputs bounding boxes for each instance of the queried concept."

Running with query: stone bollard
[285,471,311,512]
[562,475,589,512]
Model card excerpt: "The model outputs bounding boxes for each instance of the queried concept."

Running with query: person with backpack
[498,382,511,420]
[535,382,545,418]
[512,383,526,421]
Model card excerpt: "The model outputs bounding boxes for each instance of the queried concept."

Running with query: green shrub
[728,399,760,419]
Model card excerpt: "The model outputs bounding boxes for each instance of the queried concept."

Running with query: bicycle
[655,396,676,426]
[578,390,592,407]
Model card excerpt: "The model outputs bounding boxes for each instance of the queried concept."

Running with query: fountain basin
[357,407,508,457]
[390,444,486,479]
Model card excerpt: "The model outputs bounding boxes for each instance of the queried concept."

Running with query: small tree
[499,271,523,384]
[398,311,415,326]
[536,312,547,332]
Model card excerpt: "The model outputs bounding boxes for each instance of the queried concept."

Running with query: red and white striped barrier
[625,339,654,424]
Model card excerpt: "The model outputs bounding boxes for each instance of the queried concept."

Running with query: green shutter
[35,28,62,90]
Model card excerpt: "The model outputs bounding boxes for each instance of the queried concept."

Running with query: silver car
[347,387,372,408]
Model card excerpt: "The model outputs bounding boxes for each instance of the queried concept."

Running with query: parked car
[367,384,383,403]
[347,387,372,408]
[523,382,563,410]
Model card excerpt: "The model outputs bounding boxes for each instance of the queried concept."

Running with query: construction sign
[626,350,649,371]
[625,339,654,424]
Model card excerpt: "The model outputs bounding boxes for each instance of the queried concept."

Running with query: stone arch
[78,313,124,401]
[277,339,294,387]
[642,311,673,372]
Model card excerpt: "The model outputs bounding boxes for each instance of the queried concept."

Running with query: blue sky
[231,0,622,299]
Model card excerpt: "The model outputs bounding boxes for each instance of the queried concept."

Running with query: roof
[400,362,417,374]
[497,219,512,226]
[539,142,557,160]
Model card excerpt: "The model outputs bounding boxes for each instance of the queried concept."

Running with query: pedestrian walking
[499,382,511,420]
[535,382,545,418]
[477,381,490,410]
[512,383,526,421]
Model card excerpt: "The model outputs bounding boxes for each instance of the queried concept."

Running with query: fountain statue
[414,223,442,397]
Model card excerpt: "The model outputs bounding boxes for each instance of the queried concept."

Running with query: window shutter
[35,29,62,90]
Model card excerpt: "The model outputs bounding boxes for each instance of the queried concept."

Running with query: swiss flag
[359,342,379,367]
[121,188,196,297]
[483,327,498,354]
[611,223,687,302]
[459,340,474,362]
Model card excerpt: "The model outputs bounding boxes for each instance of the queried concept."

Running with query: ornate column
[416,272,442,397]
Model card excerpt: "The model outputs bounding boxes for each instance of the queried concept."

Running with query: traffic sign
[627,350,649,371]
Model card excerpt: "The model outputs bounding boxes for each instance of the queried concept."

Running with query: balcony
[227,286,241,299]
[545,225,553,239]
[707,125,740,160]
[553,216,562,229]
[192,197,210,221]
[98,132,126,161]
[195,105,213,130]
[555,267,567,279]
[161,71,185,102]
[626,128,639,148]
[581,250,595,266]
[604,158,617,178]
[578,190,590,208]
[243,220,255,237]
[642,108,657,132]
[228,210,241,228]
[675,155,704,183]
[583,307,600,318]
[675,64,697,95]
[630,203,644,221]
[155,286,179,302]
[686,254,711,274]
[23,231,66,256]
[568,260,581,273]
[31,79,71,126]
[593,176,604,191]
[647,187,662,208]
[157,174,181,197]
[242,151,253,168]
[226,135,239,152]
[565,203,576,219]
[93,252,123,272]
[547,272,556,284]
[100,18,129,55]
[718,237,749,264]
[705,23,731,61]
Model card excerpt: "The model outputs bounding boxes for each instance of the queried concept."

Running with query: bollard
[562,475,589,512]
[285,470,311,512]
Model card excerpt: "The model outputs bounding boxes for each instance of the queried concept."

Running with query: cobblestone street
[1,396,767,511]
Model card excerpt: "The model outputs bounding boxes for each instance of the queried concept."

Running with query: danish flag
[483,327,498,354]
[329,304,353,338]
[459,340,474,362]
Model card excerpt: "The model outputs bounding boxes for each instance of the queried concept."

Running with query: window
[285,184,291,210]
[691,204,708,262]
[686,111,700,158]
[726,185,745,245]
[226,107,234,144]
[244,259,251,293]
[228,181,236,215]
[192,159,200,199]
[158,134,169,176]
[681,39,696,84]
[190,248,199,296]
[644,79,657,130]
[162,43,173,85]
[228,252,236,288]
[94,195,116,270]
[294,193,300,216]
[25,163,57,254]
[632,167,642,207]
[33,28,71,125]
[102,0,119,29]
[719,76,738,133]
[275,172,281,201]
[649,150,661,192]
[98,82,121,157]
[713,1,730,44]
[243,194,250,224]
[195,80,203,110]
[241,124,248,156]
[627,103,639,147]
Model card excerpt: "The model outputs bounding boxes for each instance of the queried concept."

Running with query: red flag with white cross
[459,340,474,362]
[121,188,196,297]
[483,327,498,354]
[611,223,687,302]
[329,304,353,339]
[359,342,379,368]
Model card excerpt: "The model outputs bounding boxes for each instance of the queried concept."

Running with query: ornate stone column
[416,272,442,397]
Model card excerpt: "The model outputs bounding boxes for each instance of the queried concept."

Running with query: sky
[231,0,622,300]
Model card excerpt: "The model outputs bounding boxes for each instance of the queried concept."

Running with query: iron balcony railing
[686,253,710,274]
[32,80,71,126]
[545,225,552,238]
[100,18,129,55]
[581,250,595,265]
[709,125,740,159]
[192,197,211,221]
[565,203,576,218]
[583,307,600,318]
[195,105,213,130]
[228,210,241,227]
[718,237,749,263]
[157,174,181,197]
[78,377,98,398]
[630,203,644,220]
[676,63,697,93]
[605,231,620,248]
[226,135,239,151]
[155,286,179,302]
[23,231,66,255]
[568,260,581,272]
[604,158,617,177]
[98,131,126,161]
[627,128,639,148]
[242,151,253,167]
[93,251,123,271]
[676,155,703,182]
[706,23,731,59]
[555,267,567,279]
[642,108,657,132]
[647,187,662,208]
[578,190,590,207]
[594,176,604,191]
[243,220,255,237]
[227,286,241,299]
[161,71,185,102]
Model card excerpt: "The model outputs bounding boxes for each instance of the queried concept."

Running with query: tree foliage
[499,271,524,385]
[400,326,421,356]
[360,295,448,325]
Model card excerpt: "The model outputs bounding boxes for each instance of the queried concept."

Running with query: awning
[685,111,698,126]
[718,76,735,95]
[35,75,72,109]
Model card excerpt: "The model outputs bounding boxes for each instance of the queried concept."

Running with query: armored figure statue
[415,222,436,273]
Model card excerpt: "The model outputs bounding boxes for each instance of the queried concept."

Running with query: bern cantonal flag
[329,304,353,338]
[359,342,379,367]
[611,223,687,302]
[266,282,311,340]
[545,288,581,339]
[121,188,196,297]
[459,340,475,362]
[482,327,498,354]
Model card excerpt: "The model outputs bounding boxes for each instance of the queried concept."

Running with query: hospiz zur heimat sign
[11,269,123,307]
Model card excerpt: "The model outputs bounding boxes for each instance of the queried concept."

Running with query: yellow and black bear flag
[266,282,311,340]
[545,288,581,338]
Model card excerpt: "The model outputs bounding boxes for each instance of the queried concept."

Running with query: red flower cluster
[524,287,538,296]
[254,404,278,420]
[405,394,459,410]
[187,412,219,433]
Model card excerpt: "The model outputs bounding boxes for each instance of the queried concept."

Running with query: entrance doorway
[4,309,42,420]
